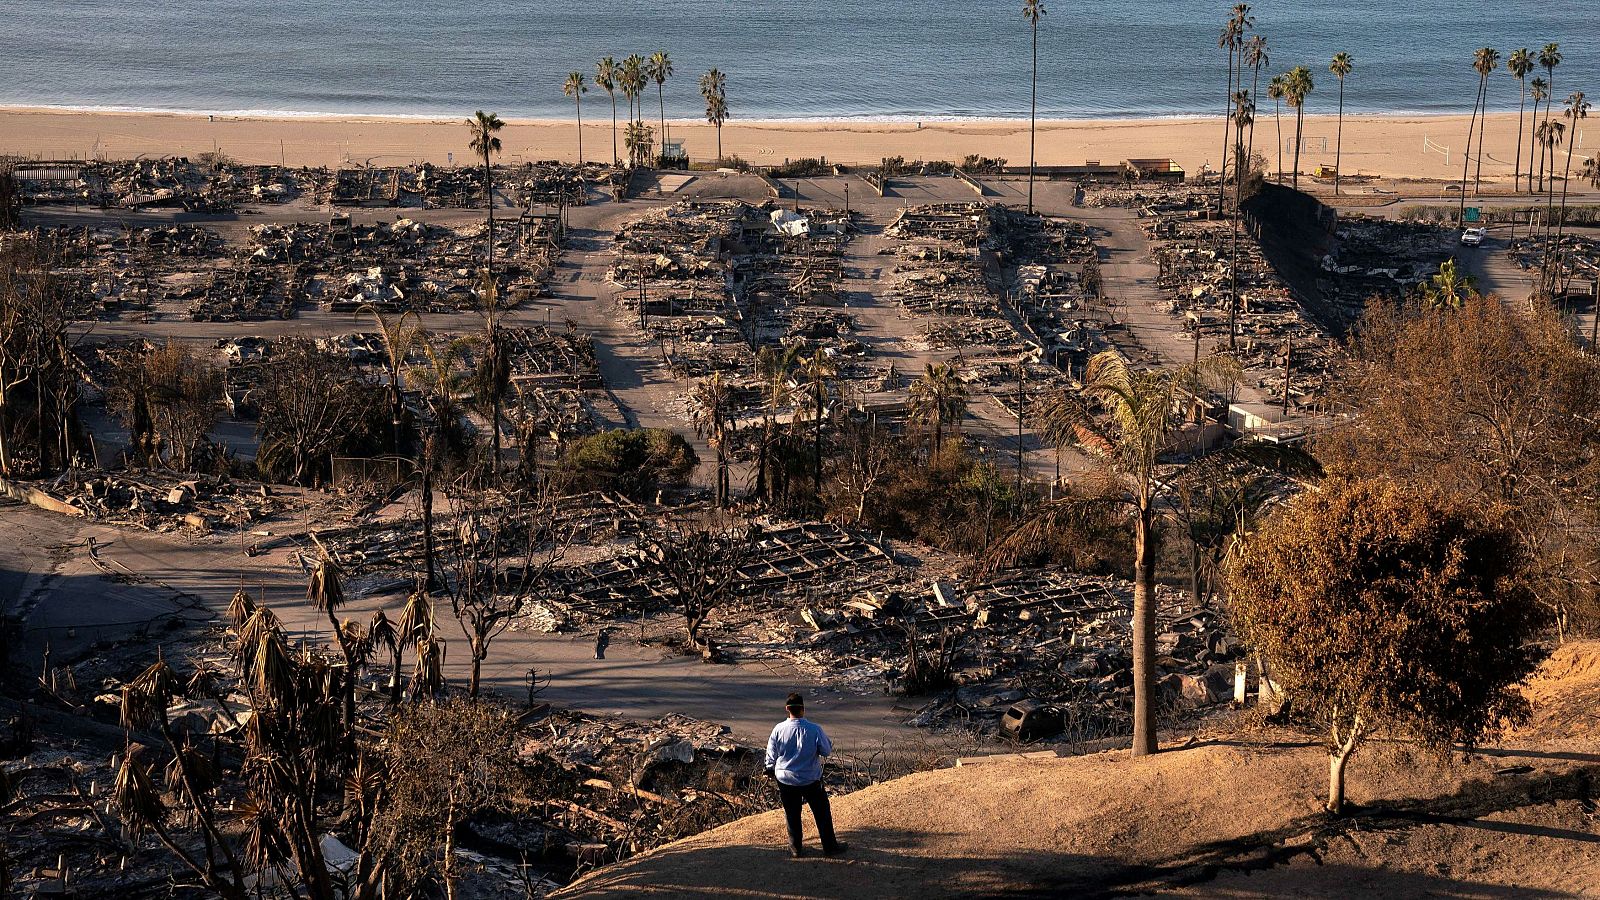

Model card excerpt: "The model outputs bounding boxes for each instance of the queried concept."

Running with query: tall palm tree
[1473,48,1500,194]
[622,54,646,123]
[596,57,620,166]
[1530,77,1550,190]
[564,72,588,164]
[699,68,729,162]
[1268,73,1287,181]
[1244,35,1269,171]
[1329,52,1353,195]
[648,51,673,149]
[1536,118,1565,258]
[1538,43,1562,193]
[690,372,735,506]
[1285,66,1313,189]
[908,362,969,456]
[467,110,504,273]
[1508,48,1533,192]
[799,349,837,494]
[1032,353,1226,757]
[1557,92,1590,239]
[1228,88,1255,350]
[1216,5,1254,206]
[1024,0,1046,215]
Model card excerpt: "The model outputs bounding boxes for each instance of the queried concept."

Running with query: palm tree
[467,110,504,273]
[1557,92,1590,241]
[1228,89,1255,350]
[1268,74,1287,181]
[690,372,735,506]
[908,362,969,456]
[648,51,673,149]
[359,305,419,457]
[1508,48,1533,192]
[1024,0,1046,215]
[1285,66,1313,189]
[1329,52,1353,195]
[1032,353,1224,757]
[799,349,837,494]
[596,57,619,166]
[1538,43,1562,193]
[624,119,655,168]
[1216,5,1253,205]
[1530,77,1550,190]
[755,344,802,501]
[1244,35,1269,171]
[306,552,358,727]
[622,55,645,123]
[1473,48,1501,194]
[699,68,728,163]
[563,72,588,164]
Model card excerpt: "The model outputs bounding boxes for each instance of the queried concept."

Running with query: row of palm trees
[556,54,730,166]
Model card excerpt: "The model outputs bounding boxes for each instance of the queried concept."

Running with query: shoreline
[0,105,1546,182]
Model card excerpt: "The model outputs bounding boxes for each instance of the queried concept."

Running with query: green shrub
[558,428,697,499]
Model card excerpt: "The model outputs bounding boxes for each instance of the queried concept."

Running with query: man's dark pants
[778,779,839,852]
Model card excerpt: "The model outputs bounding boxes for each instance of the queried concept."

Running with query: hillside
[559,642,1600,898]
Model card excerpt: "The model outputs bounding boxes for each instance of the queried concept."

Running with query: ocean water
[1,0,1596,120]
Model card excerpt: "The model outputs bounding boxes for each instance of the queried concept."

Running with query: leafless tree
[637,514,761,653]
[440,486,572,696]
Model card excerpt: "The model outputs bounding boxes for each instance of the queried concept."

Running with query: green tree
[1267,73,1287,181]
[1420,257,1477,309]
[621,54,646,124]
[799,349,838,494]
[1024,0,1046,214]
[559,427,697,499]
[1530,76,1550,190]
[564,71,588,164]
[1216,4,1254,204]
[1032,352,1240,756]
[648,50,674,150]
[596,57,620,165]
[1244,35,1269,170]
[1537,43,1562,192]
[1285,65,1313,189]
[908,361,969,455]
[625,119,656,168]
[1227,478,1544,814]
[1554,91,1589,248]
[1508,48,1533,192]
[467,111,504,271]
[1460,47,1500,216]
[1329,52,1353,195]
[755,343,802,502]
[690,371,736,506]
[699,68,729,162]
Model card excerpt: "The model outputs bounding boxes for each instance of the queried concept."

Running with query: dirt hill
[558,642,1600,898]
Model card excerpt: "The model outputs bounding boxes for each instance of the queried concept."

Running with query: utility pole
[1282,340,1292,415]
[1015,362,1026,495]
[638,269,647,329]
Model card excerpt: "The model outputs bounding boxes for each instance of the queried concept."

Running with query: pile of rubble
[1146,216,1338,411]
[1085,184,1215,213]
[727,568,1240,738]
[1318,215,1452,323]
[14,468,280,533]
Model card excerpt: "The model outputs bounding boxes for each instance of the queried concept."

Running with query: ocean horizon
[3,1,1595,121]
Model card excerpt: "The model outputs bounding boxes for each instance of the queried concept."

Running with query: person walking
[765,692,848,858]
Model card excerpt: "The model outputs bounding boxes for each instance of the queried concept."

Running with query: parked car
[1460,227,1487,247]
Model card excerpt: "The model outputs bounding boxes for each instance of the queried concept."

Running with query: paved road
[0,499,919,751]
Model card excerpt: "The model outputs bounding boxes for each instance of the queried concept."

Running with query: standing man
[765,692,848,858]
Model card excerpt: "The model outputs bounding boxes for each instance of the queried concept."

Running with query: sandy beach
[0,106,1568,184]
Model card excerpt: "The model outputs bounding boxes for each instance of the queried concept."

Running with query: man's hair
[785,692,804,711]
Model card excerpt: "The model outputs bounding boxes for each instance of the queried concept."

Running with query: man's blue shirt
[765,716,832,786]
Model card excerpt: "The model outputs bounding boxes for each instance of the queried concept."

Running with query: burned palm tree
[307,542,361,728]
[691,371,737,506]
